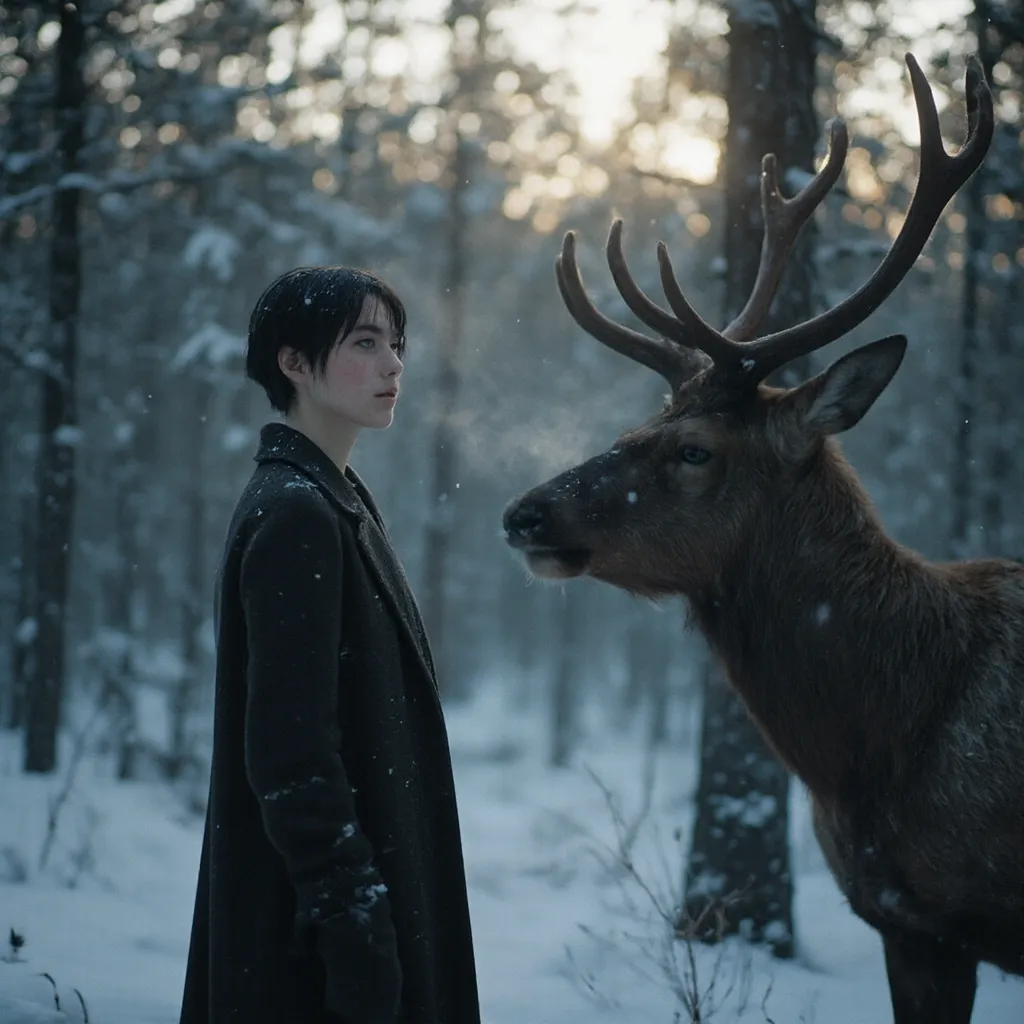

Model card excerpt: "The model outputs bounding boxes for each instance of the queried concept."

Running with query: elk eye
[679,445,712,466]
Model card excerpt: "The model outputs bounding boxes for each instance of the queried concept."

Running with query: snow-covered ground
[2,686,1022,1024]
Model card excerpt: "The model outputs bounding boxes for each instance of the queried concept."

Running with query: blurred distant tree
[2,0,333,773]
[682,0,827,959]
[23,0,86,774]
[0,0,988,788]
[421,0,487,698]
[951,0,1024,559]
[0,3,51,734]
[415,0,587,698]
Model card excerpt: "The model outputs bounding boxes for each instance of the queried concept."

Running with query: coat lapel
[353,513,439,688]
[254,423,440,698]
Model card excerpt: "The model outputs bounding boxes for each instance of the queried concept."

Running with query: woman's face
[283,296,404,431]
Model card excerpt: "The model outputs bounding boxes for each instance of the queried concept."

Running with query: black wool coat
[180,423,480,1024]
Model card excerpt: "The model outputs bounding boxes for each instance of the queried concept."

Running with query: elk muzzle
[502,494,592,579]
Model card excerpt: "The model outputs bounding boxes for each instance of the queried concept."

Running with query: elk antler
[558,115,849,383]
[555,53,993,388]
[555,230,711,387]
[723,118,849,342]
[739,52,993,378]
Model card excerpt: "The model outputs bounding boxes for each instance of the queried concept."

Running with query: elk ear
[791,334,907,438]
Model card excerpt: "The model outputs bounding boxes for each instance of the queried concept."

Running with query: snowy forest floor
[2,685,1023,1024]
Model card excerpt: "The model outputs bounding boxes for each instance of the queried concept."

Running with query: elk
[501,54,1021,1024]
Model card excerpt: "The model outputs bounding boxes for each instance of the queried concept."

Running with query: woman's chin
[357,407,396,429]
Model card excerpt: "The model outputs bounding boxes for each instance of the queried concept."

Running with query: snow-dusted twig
[37,701,105,872]
[569,764,756,1022]
[28,969,90,1021]
[73,985,90,1022]
[38,971,61,1012]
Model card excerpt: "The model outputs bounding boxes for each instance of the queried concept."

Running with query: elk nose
[503,499,548,547]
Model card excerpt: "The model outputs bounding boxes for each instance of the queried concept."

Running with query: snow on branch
[0,336,67,384]
[0,138,295,221]
[291,193,405,251]
[183,225,242,283]
[169,322,245,372]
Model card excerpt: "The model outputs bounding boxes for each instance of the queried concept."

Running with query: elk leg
[882,931,978,1024]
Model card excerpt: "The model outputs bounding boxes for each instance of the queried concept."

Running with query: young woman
[179,267,481,1024]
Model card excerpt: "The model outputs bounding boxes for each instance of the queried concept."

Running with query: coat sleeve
[239,491,391,933]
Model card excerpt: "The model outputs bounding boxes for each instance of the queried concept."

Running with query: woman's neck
[283,405,359,474]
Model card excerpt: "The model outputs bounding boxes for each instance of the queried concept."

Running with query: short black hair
[246,266,407,413]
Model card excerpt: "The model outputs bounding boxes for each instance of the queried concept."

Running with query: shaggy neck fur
[687,441,974,809]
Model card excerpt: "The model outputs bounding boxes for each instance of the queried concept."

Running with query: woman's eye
[679,445,712,466]
[355,337,374,348]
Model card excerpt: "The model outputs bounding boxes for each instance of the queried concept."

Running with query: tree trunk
[498,559,539,708]
[971,3,1012,558]
[550,586,583,768]
[682,0,822,958]
[169,384,210,779]
[646,627,671,748]
[8,494,37,731]
[978,262,1013,555]
[951,8,996,559]
[625,603,671,739]
[684,659,793,955]
[0,26,43,732]
[337,1,373,202]
[952,200,983,557]
[104,463,139,781]
[169,159,217,778]
[24,1,85,773]
[422,129,469,699]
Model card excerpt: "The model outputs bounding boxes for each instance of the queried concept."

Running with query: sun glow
[659,131,719,186]
[491,0,677,147]
[261,0,962,189]
[269,0,702,154]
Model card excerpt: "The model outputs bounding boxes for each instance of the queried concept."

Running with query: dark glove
[315,896,403,1024]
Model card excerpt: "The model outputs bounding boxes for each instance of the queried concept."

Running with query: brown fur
[503,371,1024,1021]
[504,54,1008,1021]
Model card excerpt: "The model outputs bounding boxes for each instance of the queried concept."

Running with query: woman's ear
[278,347,309,385]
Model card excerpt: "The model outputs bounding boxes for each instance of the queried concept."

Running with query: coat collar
[254,422,439,695]
[255,422,365,519]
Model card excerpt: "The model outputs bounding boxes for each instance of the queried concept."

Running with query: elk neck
[687,439,974,807]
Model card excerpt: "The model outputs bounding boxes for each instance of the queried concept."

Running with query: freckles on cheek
[329,360,369,385]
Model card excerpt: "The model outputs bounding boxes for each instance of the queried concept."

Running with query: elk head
[502,54,993,599]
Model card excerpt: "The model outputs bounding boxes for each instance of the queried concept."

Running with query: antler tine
[604,220,687,340]
[742,53,994,379]
[554,230,707,387]
[654,119,848,363]
[604,219,743,368]
[724,118,850,342]
[608,116,849,368]
[656,243,748,367]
